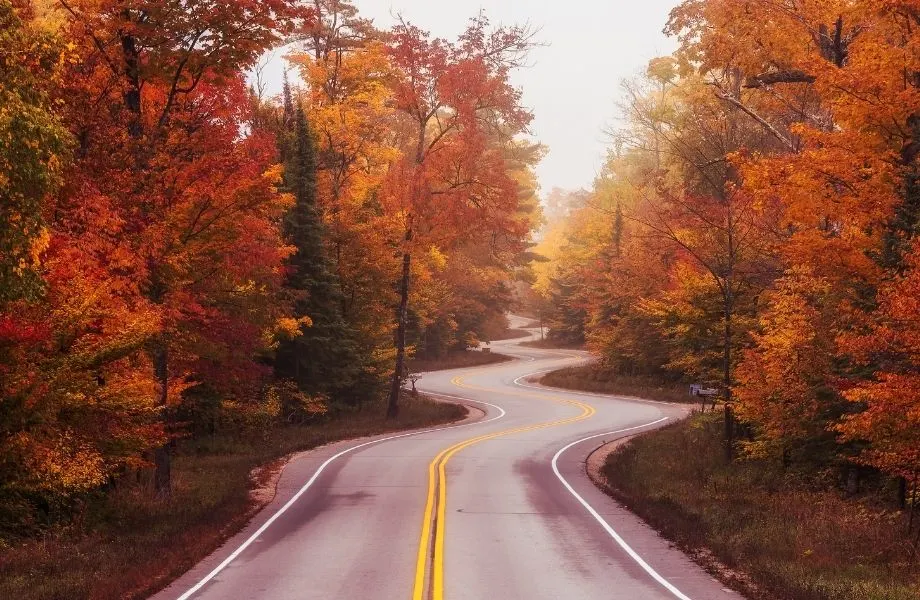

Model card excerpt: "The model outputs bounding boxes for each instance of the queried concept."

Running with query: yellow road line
[412,375,596,600]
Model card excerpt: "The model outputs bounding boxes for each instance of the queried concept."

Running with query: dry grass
[518,338,585,349]
[517,319,543,328]
[0,393,466,600]
[602,413,920,600]
[408,349,512,372]
[486,328,531,341]
[540,365,691,403]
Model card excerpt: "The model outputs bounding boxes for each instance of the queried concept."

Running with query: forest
[526,5,920,593]
[4,0,920,597]
[533,0,920,496]
[1,0,539,528]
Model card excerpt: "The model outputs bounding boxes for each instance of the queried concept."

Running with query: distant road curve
[152,316,739,600]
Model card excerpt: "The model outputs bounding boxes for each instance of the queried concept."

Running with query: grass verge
[540,365,690,403]
[487,328,531,341]
[518,338,584,349]
[0,393,466,600]
[601,413,920,600]
[408,349,512,372]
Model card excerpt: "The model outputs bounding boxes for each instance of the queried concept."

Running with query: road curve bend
[152,316,739,600]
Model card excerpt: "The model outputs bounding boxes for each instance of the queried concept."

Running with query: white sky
[258,1,679,194]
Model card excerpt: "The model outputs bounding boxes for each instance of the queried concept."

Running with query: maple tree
[0,0,545,533]
[735,267,839,463]
[54,0,307,496]
[837,240,920,481]
[381,16,536,416]
[0,0,70,303]
[1,2,164,505]
[530,0,920,500]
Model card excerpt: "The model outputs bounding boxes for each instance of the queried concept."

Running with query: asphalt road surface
[152,316,739,600]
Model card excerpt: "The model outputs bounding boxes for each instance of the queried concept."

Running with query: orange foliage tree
[55,0,308,496]
[837,241,920,481]
[0,1,164,505]
[662,0,920,472]
[382,16,536,416]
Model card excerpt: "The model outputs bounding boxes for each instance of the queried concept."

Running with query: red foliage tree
[383,16,535,416]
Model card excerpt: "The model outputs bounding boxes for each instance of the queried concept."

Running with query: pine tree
[275,105,364,408]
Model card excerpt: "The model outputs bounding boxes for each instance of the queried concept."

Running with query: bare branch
[712,86,798,152]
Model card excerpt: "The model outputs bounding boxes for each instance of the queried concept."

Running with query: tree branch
[712,86,798,152]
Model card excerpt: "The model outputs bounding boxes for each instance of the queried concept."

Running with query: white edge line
[175,395,505,600]
[551,418,693,600]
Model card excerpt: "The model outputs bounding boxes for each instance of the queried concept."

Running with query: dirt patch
[584,436,633,489]
[249,456,289,507]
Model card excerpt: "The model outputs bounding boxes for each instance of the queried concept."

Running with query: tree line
[0,0,539,527]
[532,0,920,502]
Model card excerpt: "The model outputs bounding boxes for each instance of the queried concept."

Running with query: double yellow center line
[412,375,596,600]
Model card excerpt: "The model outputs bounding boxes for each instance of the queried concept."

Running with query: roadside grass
[486,328,531,341]
[518,338,583,349]
[0,393,466,600]
[602,413,920,600]
[408,349,512,372]
[540,365,690,403]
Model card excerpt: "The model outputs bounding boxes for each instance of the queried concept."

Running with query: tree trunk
[121,18,170,496]
[723,291,734,463]
[846,467,860,496]
[388,124,426,419]
[908,476,917,536]
[120,17,142,139]
[153,444,171,498]
[387,227,413,419]
[151,338,171,498]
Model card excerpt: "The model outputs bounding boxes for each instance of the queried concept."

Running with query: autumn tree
[57,0,307,496]
[837,240,920,486]
[414,138,544,356]
[581,152,674,378]
[0,2,165,511]
[382,16,535,417]
[665,0,920,473]
[735,267,839,464]
[530,189,593,347]
[0,0,70,303]
[616,63,782,457]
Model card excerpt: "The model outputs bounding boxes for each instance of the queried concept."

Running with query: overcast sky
[259,1,679,194]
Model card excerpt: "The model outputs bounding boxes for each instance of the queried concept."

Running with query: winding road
[152,317,739,600]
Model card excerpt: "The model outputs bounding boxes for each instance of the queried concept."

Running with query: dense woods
[0,0,539,530]
[6,0,920,596]
[533,0,920,508]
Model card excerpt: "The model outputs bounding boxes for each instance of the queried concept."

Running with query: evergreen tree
[275,104,365,408]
